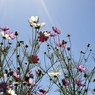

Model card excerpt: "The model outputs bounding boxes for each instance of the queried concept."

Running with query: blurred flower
[28,16,39,24]
[0,31,16,40]
[0,31,11,39]
[50,32,56,37]
[43,31,50,37]
[62,78,69,86]
[0,82,7,92]
[52,26,61,34]
[35,69,42,76]
[7,88,17,95]
[7,31,16,39]
[38,32,49,42]
[38,89,49,95]
[28,70,34,78]
[28,55,39,64]
[74,79,85,87]
[28,16,46,28]
[13,72,21,81]
[56,41,66,48]
[29,78,36,86]
[48,72,60,77]
[0,26,9,31]
[76,65,86,72]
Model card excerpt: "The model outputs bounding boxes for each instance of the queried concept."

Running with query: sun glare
[40,0,53,25]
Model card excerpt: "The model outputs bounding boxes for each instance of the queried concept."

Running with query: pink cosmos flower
[62,78,69,86]
[56,41,66,48]
[6,31,16,39]
[52,26,61,34]
[50,32,56,37]
[0,26,9,31]
[13,72,21,81]
[29,78,36,86]
[76,65,86,72]
[74,79,85,87]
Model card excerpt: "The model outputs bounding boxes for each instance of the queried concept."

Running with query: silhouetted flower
[0,82,7,92]
[35,69,42,76]
[38,89,49,95]
[28,55,39,64]
[62,78,69,86]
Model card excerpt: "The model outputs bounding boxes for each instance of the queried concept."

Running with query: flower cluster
[0,16,94,95]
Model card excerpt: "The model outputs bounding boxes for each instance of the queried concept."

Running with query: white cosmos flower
[0,31,11,39]
[44,31,50,37]
[48,72,61,77]
[8,89,17,95]
[28,16,39,24]
[28,16,46,28]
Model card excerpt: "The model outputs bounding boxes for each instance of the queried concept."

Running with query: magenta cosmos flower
[28,55,39,64]
[52,26,61,34]
[74,79,85,87]
[38,31,49,42]
[76,65,86,72]
[62,78,69,86]
[0,26,9,31]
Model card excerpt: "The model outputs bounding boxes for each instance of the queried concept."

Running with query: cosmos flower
[28,16,39,24]
[0,31,11,39]
[52,26,61,34]
[7,31,16,39]
[37,89,49,95]
[62,78,69,86]
[43,31,50,37]
[13,72,21,81]
[76,65,86,72]
[28,78,36,86]
[0,31,16,40]
[56,41,66,48]
[48,72,60,77]
[7,88,17,95]
[74,79,85,87]
[38,31,49,42]
[28,55,39,64]
[0,82,7,92]
[28,16,46,28]
[35,69,42,76]
[49,32,56,37]
[0,26,9,31]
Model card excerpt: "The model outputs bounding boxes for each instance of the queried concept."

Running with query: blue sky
[0,0,95,94]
